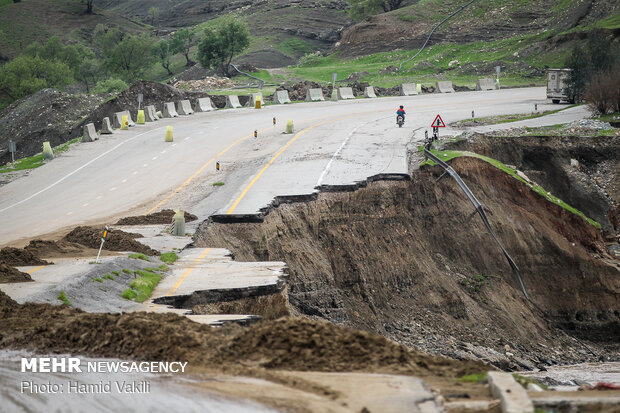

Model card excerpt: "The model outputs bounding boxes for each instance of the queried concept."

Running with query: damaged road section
[196,156,620,370]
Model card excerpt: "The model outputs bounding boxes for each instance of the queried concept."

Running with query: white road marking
[0,127,166,214]
[184,137,190,141]
[109,187,117,192]
[152,156,158,161]
[82,203,89,207]
[172,143,177,147]
[121,179,127,183]
[132,171,138,175]
[161,150,167,154]
[143,164,148,167]
[67,211,74,216]
[96,195,103,200]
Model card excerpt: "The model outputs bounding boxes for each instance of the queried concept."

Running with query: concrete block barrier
[488,372,534,413]
[306,88,325,102]
[42,142,54,160]
[113,112,124,129]
[145,106,157,122]
[273,90,291,104]
[337,87,355,100]
[476,78,495,91]
[225,95,242,108]
[177,100,194,115]
[195,98,215,112]
[82,123,98,142]
[435,81,455,93]
[364,86,377,98]
[400,83,419,96]
[245,93,263,107]
[101,117,114,134]
[163,102,179,118]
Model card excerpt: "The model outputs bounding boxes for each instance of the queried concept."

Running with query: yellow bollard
[136,110,145,124]
[255,96,261,109]
[42,142,54,160]
[165,125,173,142]
[121,115,129,130]
[286,119,294,134]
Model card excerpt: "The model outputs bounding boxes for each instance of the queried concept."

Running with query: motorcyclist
[396,105,406,123]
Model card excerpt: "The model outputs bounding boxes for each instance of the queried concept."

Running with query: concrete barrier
[337,87,355,100]
[435,81,455,93]
[195,98,215,112]
[364,86,377,98]
[305,88,325,102]
[113,112,124,129]
[42,142,54,160]
[177,100,194,115]
[273,90,291,104]
[82,123,98,142]
[400,83,419,96]
[488,372,534,413]
[245,93,263,107]
[101,117,114,134]
[476,78,495,91]
[163,102,179,118]
[122,110,135,126]
[225,95,242,108]
[145,106,157,122]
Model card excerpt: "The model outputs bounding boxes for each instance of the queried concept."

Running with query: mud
[0,247,50,266]
[196,157,620,369]
[63,226,159,256]
[115,209,198,225]
[0,290,485,378]
[23,239,91,258]
[0,264,32,283]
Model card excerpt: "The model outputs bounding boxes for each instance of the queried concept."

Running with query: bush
[585,65,620,115]
[92,77,128,94]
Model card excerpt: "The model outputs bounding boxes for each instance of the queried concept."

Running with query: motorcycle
[396,115,404,128]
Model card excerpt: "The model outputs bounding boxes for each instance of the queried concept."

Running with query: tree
[564,45,590,103]
[25,36,93,73]
[83,0,94,14]
[0,55,73,101]
[347,0,403,21]
[76,58,102,92]
[147,7,160,25]
[170,28,195,66]
[152,40,173,76]
[102,33,155,81]
[197,20,250,77]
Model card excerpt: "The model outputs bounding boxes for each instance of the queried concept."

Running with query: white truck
[546,69,572,104]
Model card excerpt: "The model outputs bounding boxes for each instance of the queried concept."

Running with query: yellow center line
[163,247,211,297]
[27,265,45,274]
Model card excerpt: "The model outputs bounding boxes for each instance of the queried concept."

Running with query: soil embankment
[196,157,620,369]
[0,290,484,378]
[446,133,620,238]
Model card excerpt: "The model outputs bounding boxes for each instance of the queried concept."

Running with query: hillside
[0,0,149,61]
[336,0,620,57]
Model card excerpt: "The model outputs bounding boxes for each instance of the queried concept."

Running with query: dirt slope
[196,157,620,368]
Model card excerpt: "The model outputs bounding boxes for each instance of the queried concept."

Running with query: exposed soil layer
[196,157,620,369]
[115,209,198,225]
[0,247,50,266]
[0,264,32,283]
[193,293,291,321]
[0,290,485,377]
[446,133,620,237]
[63,226,159,256]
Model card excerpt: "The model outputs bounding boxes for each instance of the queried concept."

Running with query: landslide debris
[24,239,90,258]
[197,157,620,368]
[0,290,485,378]
[63,226,159,256]
[0,264,32,283]
[0,247,50,266]
[116,209,198,225]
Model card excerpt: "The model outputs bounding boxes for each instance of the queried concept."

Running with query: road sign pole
[95,225,110,264]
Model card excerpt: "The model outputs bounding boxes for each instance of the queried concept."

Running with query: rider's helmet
[399,105,404,109]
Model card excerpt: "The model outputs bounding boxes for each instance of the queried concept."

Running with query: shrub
[57,291,71,306]
[92,77,128,94]
[585,65,620,115]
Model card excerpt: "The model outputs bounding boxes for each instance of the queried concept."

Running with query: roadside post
[137,93,143,110]
[8,140,16,163]
[431,114,446,141]
[95,225,110,264]
[495,66,501,89]
[331,72,338,101]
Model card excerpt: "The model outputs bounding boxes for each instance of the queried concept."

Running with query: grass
[421,148,602,228]
[128,253,150,261]
[160,252,179,264]
[93,277,103,283]
[120,269,162,302]
[102,274,115,280]
[458,372,488,383]
[157,264,169,272]
[111,271,120,276]
[460,274,489,294]
[513,373,548,390]
[122,268,132,275]
[0,137,80,173]
[212,181,225,186]
[57,290,71,306]
[451,105,578,127]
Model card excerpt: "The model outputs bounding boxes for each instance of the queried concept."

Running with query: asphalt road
[0,87,577,246]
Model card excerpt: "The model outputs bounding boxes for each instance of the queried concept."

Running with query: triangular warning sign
[431,114,446,128]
